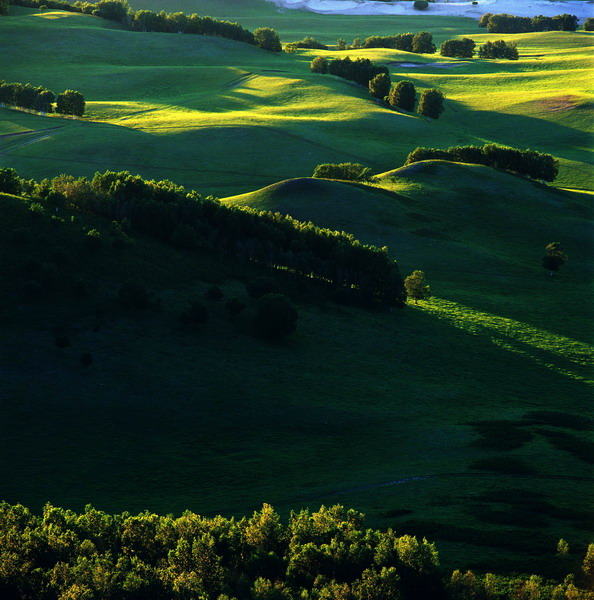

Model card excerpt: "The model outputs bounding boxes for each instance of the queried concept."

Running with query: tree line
[405,144,559,182]
[7,0,282,51]
[440,37,518,60]
[2,168,406,306]
[0,500,592,600]
[479,12,580,33]
[0,80,85,116]
[362,31,436,53]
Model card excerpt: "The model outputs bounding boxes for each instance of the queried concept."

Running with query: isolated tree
[412,31,436,53]
[336,38,347,50]
[413,1,428,10]
[254,27,282,52]
[584,17,594,30]
[310,56,328,74]
[0,167,22,195]
[418,89,445,119]
[253,293,298,339]
[368,73,391,100]
[404,270,430,303]
[542,242,567,275]
[388,80,416,112]
[56,90,85,116]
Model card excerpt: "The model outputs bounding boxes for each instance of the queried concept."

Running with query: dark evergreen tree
[417,89,445,119]
[56,90,85,116]
[368,72,391,100]
[254,27,282,52]
[412,31,436,53]
[388,80,416,112]
[253,293,298,339]
[542,242,568,275]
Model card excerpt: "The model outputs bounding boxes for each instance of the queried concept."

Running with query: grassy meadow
[1,0,593,577]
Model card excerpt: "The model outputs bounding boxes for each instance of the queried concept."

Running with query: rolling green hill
[1,5,592,196]
[2,0,593,579]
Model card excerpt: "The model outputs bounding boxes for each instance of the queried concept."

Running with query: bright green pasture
[1,6,592,195]
[1,187,592,574]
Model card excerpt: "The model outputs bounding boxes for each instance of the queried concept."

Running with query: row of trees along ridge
[405,144,558,182]
[1,168,407,306]
[5,0,283,51]
[0,80,85,116]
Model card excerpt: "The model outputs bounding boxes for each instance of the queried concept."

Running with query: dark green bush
[253,293,298,339]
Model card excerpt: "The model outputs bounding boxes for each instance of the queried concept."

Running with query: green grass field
[1,0,593,577]
[1,4,592,195]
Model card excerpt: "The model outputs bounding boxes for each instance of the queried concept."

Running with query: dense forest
[1,501,593,600]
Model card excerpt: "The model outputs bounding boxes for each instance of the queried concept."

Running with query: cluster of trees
[285,36,328,53]
[478,40,519,60]
[479,12,580,32]
[5,168,406,306]
[8,0,281,51]
[312,163,373,181]
[440,38,476,58]
[388,82,445,119]
[440,37,517,60]
[405,143,559,181]
[0,501,593,600]
[0,81,85,116]
[362,31,436,54]
[311,55,389,87]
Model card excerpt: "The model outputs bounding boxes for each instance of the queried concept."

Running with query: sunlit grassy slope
[1,5,592,196]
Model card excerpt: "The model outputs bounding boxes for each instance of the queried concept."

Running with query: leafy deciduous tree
[417,88,445,119]
[388,80,416,112]
[404,270,430,303]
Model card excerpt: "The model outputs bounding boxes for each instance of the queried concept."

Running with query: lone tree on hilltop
[418,89,445,119]
[253,293,298,340]
[542,242,567,275]
[404,270,431,303]
[388,80,416,112]
[368,72,391,100]
[254,27,282,52]
[56,90,85,117]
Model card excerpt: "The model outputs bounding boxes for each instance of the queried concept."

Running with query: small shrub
[54,335,71,348]
[204,285,223,301]
[414,1,428,10]
[225,296,246,316]
[253,293,298,340]
[246,277,278,299]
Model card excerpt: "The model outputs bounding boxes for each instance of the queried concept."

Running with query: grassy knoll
[1,5,592,195]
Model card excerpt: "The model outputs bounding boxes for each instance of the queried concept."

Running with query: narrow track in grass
[202,471,594,516]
